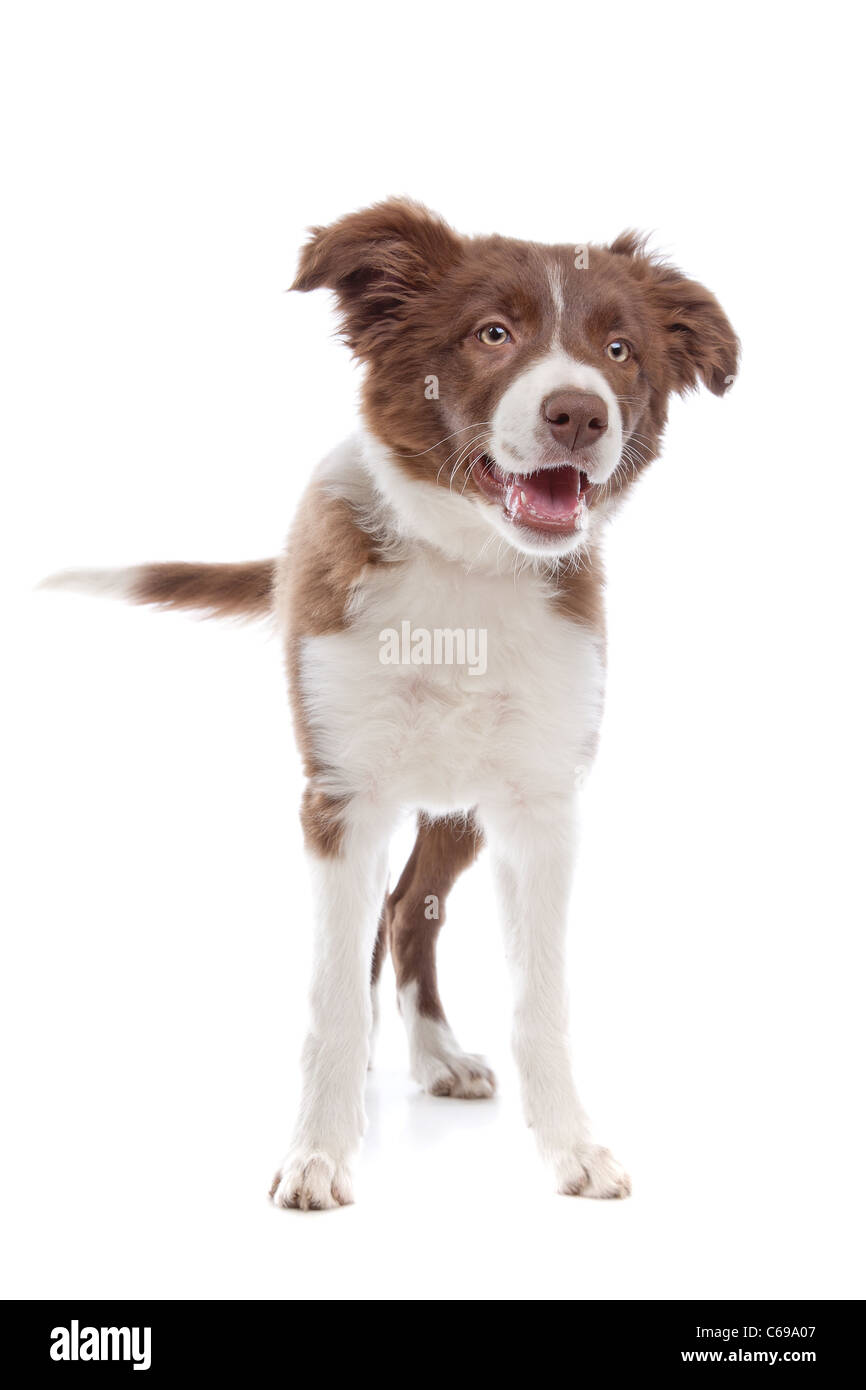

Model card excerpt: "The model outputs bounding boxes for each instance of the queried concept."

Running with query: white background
[2,1,864,1301]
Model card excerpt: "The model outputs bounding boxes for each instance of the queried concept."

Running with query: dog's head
[293,200,738,559]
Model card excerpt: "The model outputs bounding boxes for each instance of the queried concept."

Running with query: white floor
[5,1039,859,1302]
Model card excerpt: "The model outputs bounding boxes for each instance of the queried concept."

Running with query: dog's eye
[477,324,511,346]
[606,339,630,362]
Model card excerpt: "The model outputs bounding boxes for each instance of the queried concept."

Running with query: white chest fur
[297,541,605,817]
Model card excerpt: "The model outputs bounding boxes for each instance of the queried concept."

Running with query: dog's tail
[40,559,276,620]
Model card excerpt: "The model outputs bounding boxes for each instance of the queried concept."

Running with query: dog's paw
[269,1151,354,1211]
[401,990,496,1100]
[556,1144,632,1199]
[418,1049,496,1099]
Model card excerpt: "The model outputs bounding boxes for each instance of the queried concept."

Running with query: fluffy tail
[41,560,276,620]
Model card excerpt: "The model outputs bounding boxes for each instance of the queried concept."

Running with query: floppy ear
[610,233,740,396]
[291,198,462,353]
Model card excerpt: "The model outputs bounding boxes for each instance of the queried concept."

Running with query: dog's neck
[356,427,600,580]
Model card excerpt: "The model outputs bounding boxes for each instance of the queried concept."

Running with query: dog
[45,200,739,1208]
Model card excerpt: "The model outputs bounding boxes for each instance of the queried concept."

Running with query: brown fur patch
[299,785,350,859]
[281,482,384,642]
[280,481,385,855]
[550,554,607,639]
[131,560,275,617]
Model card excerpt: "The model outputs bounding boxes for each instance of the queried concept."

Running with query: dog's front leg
[483,793,631,1199]
[271,797,392,1210]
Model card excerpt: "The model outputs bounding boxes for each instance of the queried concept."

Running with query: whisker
[435,431,494,485]
[448,433,493,493]
[395,421,495,460]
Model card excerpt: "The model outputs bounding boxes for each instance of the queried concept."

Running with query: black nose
[542,391,608,451]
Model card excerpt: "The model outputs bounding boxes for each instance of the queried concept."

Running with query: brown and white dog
[46,200,738,1209]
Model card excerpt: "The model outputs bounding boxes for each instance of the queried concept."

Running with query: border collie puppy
[47,201,738,1209]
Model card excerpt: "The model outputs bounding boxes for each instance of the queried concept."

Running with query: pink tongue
[508,467,581,520]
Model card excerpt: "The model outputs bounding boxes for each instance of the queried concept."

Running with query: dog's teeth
[520,490,527,504]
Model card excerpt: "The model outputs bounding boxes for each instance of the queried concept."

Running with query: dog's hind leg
[385,812,495,1099]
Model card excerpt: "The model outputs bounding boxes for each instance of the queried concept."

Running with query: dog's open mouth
[474,457,593,535]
